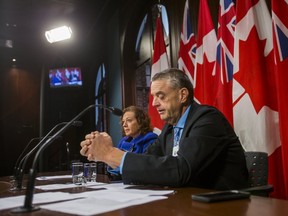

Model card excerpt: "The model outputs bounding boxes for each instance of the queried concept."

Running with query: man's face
[150,79,182,125]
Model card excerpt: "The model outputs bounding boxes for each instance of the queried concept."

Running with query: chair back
[244,151,268,187]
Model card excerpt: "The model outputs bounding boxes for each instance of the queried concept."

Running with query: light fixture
[45,26,72,43]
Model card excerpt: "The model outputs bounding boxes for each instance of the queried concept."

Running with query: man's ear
[179,88,189,103]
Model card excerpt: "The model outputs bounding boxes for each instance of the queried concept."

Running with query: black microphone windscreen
[110,107,123,116]
[72,121,83,127]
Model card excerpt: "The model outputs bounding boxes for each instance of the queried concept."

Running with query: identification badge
[172,145,179,157]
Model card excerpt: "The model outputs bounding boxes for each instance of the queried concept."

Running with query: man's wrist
[119,152,127,174]
[106,147,125,169]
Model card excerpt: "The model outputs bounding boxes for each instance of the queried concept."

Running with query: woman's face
[122,111,141,138]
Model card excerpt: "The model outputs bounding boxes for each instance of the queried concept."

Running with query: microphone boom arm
[11,104,122,213]
[14,121,81,190]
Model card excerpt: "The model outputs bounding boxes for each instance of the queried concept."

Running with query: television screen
[49,67,83,88]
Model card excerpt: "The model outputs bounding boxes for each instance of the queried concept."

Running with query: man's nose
[152,97,159,107]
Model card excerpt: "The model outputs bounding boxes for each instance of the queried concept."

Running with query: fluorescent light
[45,26,72,43]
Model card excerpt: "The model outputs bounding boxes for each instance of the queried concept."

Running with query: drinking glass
[72,162,84,185]
[84,162,97,182]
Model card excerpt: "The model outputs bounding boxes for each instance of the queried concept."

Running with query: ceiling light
[45,26,72,43]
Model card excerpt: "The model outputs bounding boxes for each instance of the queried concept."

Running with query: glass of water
[84,162,97,182]
[72,162,84,185]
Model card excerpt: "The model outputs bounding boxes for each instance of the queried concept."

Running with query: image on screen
[49,67,83,88]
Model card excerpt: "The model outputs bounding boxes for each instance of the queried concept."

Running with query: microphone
[12,121,82,191]
[13,137,41,179]
[109,107,123,116]
[95,104,123,116]
[11,104,122,213]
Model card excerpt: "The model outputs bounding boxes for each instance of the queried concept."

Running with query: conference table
[0,172,288,216]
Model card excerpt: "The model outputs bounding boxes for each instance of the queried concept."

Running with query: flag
[178,0,197,84]
[233,0,281,198]
[148,14,169,134]
[194,0,217,105]
[271,0,288,199]
[214,0,236,125]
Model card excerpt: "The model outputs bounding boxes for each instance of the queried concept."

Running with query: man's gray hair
[152,68,194,101]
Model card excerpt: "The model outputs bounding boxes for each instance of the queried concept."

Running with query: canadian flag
[271,0,288,199]
[194,0,217,105]
[148,14,169,134]
[233,0,282,198]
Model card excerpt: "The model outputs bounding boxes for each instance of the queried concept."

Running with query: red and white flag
[214,0,236,125]
[233,0,281,197]
[271,0,288,199]
[194,0,217,105]
[148,14,169,134]
[178,0,197,84]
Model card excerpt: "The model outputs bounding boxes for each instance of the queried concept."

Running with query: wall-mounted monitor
[49,67,82,88]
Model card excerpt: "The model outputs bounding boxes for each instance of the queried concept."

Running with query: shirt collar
[174,105,191,129]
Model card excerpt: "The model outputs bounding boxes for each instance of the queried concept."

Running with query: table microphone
[12,121,82,191]
[11,104,122,213]
[12,137,41,179]
[95,104,123,116]
[105,106,123,116]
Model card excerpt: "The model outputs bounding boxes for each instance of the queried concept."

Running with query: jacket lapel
[180,101,198,143]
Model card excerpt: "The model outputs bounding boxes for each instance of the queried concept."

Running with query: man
[80,68,249,190]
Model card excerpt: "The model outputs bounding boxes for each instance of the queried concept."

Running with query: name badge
[172,145,179,157]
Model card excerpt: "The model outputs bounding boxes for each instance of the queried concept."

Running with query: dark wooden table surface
[1,172,288,216]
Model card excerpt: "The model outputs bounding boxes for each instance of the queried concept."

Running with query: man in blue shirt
[80,68,249,190]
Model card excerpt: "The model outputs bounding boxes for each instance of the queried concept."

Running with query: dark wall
[0,3,114,176]
[0,66,41,176]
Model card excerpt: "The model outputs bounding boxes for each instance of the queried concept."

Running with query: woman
[117,106,158,153]
[106,106,157,179]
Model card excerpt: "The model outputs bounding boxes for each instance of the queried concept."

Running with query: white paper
[1,182,174,215]
[87,182,174,196]
[36,175,72,180]
[112,188,175,196]
[87,182,127,190]
[75,190,150,202]
[35,182,105,190]
[0,192,85,211]
[41,195,167,216]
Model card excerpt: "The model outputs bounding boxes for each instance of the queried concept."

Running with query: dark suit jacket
[122,101,249,190]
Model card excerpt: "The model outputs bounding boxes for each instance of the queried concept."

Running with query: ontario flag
[233,0,282,198]
[194,0,217,105]
[214,0,236,125]
[178,0,197,84]
[148,14,169,134]
[271,0,288,199]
